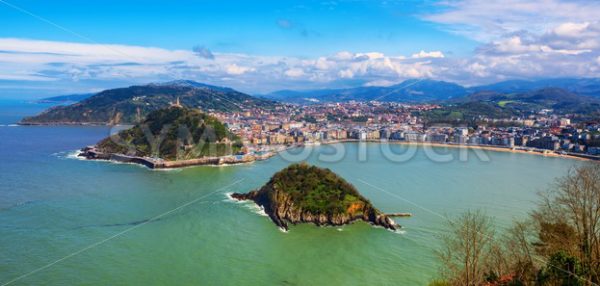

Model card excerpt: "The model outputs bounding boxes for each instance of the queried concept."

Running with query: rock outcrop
[232,163,399,231]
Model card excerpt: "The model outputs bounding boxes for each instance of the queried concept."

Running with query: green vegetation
[420,101,519,126]
[270,163,372,215]
[497,100,516,107]
[428,280,451,286]
[302,115,317,123]
[421,88,600,126]
[232,163,397,231]
[326,113,338,122]
[97,106,242,160]
[431,163,600,285]
[351,116,369,123]
[21,81,277,124]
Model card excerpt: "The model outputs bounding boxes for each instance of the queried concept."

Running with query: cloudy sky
[1,0,600,98]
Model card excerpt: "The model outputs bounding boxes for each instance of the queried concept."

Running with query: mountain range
[262,78,600,104]
[422,87,600,125]
[470,78,600,97]
[261,79,467,103]
[22,78,600,125]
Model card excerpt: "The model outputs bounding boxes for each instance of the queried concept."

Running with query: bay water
[0,101,577,285]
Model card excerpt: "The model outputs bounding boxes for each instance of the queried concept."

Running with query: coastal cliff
[232,163,398,231]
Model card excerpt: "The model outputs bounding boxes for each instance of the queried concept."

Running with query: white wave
[224,192,267,216]
[50,149,86,161]
[52,150,188,171]
[65,149,86,160]
[245,203,268,217]
[393,229,407,235]
[337,228,343,232]
[278,227,289,233]
[223,192,244,203]
[7,124,18,127]
[149,167,182,172]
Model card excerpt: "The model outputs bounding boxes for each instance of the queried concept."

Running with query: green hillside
[96,106,242,160]
[21,80,277,124]
[422,88,600,125]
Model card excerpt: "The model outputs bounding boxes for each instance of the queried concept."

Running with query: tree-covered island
[232,163,400,231]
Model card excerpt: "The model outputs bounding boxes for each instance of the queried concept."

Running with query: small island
[232,163,400,231]
[79,105,255,168]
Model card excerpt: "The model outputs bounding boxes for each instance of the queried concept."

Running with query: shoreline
[317,139,598,162]
[77,145,286,169]
[18,122,118,126]
[76,139,597,170]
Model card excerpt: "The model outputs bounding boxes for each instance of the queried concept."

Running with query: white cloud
[358,52,385,60]
[424,0,600,41]
[225,64,254,75]
[553,22,590,37]
[0,72,56,81]
[0,38,447,92]
[338,69,354,79]
[313,57,333,70]
[412,50,445,58]
[333,51,354,61]
[1,24,600,95]
[363,79,398,87]
[284,68,304,77]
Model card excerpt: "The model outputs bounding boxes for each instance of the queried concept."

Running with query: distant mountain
[21,80,277,125]
[469,78,600,98]
[459,87,599,113]
[36,93,93,104]
[147,80,237,93]
[262,79,468,103]
[264,78,600,103]
[263,88,342,103]
[422,88,600,125]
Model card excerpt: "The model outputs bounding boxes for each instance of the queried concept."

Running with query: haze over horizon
[1,0,600,98]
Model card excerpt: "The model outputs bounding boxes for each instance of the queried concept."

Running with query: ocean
[0,101,578,285]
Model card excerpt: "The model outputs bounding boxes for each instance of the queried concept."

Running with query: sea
[0,99,579,285]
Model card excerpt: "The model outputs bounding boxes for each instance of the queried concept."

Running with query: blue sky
[0,0,476,57]
[0,0,599,98]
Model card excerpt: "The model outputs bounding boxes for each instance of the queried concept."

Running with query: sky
[0,0,600,98]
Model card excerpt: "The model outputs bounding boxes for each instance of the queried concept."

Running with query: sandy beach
[319,139,597,162]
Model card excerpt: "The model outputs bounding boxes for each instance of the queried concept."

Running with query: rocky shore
[78,146,262,169]
[232,187,398,231]
[231,163,400,231]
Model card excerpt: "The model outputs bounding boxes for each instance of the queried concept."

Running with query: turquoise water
[0,102,578,285]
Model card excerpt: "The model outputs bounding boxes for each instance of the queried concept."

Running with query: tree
[538,251,584,286]
[500,220,538,284]
[436,210,495,286]
[431,164,600,285]
[533,163,600,284]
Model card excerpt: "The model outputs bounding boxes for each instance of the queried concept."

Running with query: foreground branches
[432,163,600,285]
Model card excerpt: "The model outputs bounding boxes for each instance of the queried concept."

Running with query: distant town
[209,101,600,160]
